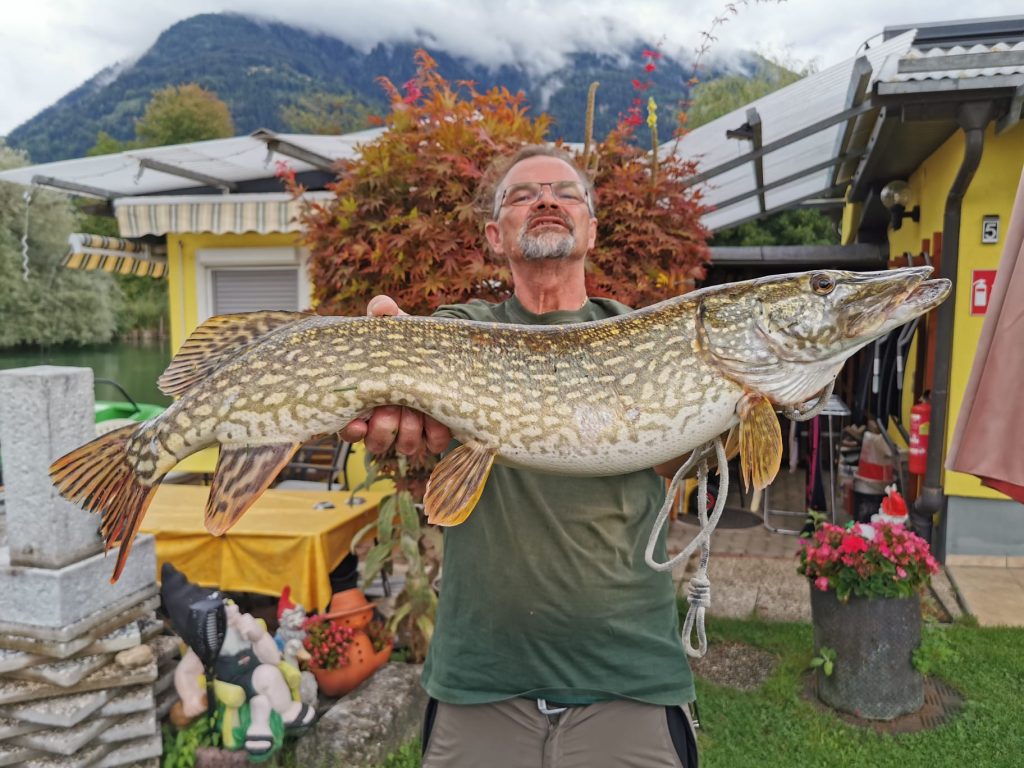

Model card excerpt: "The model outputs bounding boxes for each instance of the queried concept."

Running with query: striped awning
[114,191,333,238]
[63,233,167,278]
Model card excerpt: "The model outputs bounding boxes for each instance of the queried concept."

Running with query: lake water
[0,340,172,407]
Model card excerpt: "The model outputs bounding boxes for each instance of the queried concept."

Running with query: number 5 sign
[970,270,997,315]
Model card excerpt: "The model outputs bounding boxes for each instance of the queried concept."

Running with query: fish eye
[810,273,835,295]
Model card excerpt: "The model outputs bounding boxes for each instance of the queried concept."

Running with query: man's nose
[532,185,561,207]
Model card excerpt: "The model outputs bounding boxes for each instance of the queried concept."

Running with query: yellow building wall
[868,122,1024,500]
[166,232,302,353]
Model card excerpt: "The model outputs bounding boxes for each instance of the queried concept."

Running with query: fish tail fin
[49,424,159,582]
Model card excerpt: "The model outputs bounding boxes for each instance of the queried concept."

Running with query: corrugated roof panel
[672,30,916,232]
[887,41,1024,81]
[0,130,384,198]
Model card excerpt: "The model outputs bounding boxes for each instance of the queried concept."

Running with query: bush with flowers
[301,618,355,671]
[798,520,940,603]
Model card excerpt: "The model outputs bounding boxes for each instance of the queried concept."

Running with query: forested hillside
[6,13,744,162]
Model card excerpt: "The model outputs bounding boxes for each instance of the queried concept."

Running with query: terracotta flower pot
[323,588,374,630]
[310,635,393,697]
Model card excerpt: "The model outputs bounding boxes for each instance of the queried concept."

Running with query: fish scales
[48,267,951,581]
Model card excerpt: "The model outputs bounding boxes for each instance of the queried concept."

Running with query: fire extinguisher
[909,398,931,475]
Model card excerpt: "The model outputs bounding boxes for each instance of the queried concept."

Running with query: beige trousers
[421,698,697,768]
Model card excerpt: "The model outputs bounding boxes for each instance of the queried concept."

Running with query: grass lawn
[694,616,1024,768]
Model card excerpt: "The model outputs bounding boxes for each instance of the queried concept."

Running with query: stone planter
[810,586,923,720]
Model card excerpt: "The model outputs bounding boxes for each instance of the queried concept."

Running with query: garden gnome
[275,589,318,707]
[162,565,315,756]
[871,484,910,526]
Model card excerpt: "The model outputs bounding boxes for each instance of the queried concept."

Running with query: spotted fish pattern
[49,267,949,580]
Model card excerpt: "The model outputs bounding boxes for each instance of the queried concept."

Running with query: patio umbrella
[946,164,1024,503]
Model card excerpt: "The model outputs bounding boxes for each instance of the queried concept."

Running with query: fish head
[698,267,950,406]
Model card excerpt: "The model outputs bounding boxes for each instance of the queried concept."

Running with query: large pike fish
[51,267,949,580]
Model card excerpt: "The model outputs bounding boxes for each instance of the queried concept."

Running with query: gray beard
[518,229,575,261]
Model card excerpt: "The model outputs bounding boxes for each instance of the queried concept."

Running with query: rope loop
[781,378,835,421]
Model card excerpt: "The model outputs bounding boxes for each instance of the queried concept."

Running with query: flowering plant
[798,520,940,602]
[301,618,355,671]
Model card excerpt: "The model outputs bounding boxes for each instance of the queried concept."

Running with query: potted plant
[797,494,940,720]
[303,592,394,698]
[302,617,357,697]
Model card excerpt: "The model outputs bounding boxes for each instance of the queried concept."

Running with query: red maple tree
[289,50,710,316]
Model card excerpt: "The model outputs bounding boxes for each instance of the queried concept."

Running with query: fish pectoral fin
[204,442,300,535]
[737,393,782,493]
[423,441,496,527]
[159,311,310,397]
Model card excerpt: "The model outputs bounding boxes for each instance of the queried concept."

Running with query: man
[341,145,698,767]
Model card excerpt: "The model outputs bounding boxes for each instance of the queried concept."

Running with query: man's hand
[338,295,452,457]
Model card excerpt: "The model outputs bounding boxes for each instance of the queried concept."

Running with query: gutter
[912,101,994,558]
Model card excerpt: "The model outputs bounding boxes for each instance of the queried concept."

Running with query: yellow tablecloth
[140,484,386,612]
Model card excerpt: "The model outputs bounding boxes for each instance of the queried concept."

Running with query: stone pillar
[0,366,102,568]
[0,366,166,766]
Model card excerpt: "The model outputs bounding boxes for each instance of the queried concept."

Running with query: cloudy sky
[1,0,1021,134]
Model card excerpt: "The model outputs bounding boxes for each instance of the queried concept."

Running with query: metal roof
[888,41,1024,82]
[669,32,916,232]
[0,128,385,200]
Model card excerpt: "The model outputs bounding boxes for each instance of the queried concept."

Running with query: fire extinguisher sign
[970,269,997,315]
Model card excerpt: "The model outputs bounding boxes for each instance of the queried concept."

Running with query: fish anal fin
[204,442,300,535]
[737,393,782,493]
[159,311,311,397]
[424,442,496,526]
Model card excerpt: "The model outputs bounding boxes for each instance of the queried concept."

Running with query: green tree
[134,84,234,146]
[0,143,119,348]
[280,91,376,135]
[687,56,838,247]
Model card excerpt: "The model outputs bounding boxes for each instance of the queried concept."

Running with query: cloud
[2,0,1022,135]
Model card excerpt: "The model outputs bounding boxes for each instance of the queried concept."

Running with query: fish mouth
[844,267,950,337]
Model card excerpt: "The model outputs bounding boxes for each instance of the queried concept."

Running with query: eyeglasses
[496,181,590,214]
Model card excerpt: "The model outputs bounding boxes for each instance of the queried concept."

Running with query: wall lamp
[880,180,920,231]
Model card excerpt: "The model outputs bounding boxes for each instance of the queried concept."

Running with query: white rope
[781,379,835,422]
[20,190,32,281]
[645,436,728,658]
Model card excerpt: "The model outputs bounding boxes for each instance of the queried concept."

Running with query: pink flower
[840,535,869,555]
[814,577,830,592]
[896,567,907,579]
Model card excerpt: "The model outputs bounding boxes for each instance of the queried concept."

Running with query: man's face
[485,156,596,264]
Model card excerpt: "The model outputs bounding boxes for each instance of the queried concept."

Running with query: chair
[275,434,353,491]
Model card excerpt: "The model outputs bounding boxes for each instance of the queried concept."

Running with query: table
[140,484,386,612]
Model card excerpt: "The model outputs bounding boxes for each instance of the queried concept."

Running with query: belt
[527,697,589,715]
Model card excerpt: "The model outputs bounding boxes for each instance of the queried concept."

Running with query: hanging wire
[21,189,32,281]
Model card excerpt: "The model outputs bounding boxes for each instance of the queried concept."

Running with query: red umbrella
[947,165,1024,503]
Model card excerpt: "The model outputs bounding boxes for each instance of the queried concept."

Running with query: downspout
[912,101,994,558]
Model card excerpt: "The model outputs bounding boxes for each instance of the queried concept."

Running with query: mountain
[5,13,745,163]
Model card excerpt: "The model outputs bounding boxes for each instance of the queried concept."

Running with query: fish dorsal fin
[737,392,782,493]
[204,442,300,535]
[159,311,310,397]
[424,441,496,526]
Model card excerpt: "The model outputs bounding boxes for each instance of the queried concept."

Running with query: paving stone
[155,686,178,721]
[98,686,154,718]
[95,734,161,768]
[0,739,42,766]
[12,654,113,688]
[0,596,158,658]
[0,689,113,727]
[0,542,157,637]
[0,713,43,739]
[80,623,141,657]
[0,657,156,706]
[13,715,117,756]
[149,635,180,667]
[154,667,175,697]
[22,740,110,768]
[0,645,44,673]
[97,711,155,744]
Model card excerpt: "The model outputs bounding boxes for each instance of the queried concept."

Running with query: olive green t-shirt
[420,295,695,706]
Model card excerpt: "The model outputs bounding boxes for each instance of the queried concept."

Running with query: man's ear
[586,217,597,249]
[485,220,504,255]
